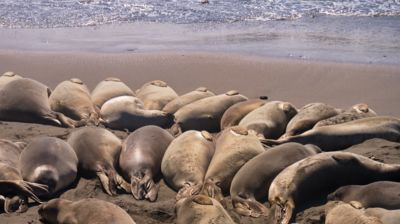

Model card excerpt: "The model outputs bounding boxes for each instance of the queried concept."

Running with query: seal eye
[225,90,239,96]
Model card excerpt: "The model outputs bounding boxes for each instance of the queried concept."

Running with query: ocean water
[0,1,399,65]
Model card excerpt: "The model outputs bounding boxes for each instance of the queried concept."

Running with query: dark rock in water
[200,0,209,4]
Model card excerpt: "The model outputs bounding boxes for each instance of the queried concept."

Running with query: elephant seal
[325,201,383,224]
[174,90,247,133]
[0,139,47,213]
[19,137,78,197]
[230,143,321,217]
[100,96,174,131]
[328,181,400,209]
[0,78,77,127]
[220,97,268,130]
[136,80,178,110]
[49,78,100,125]
[280,102,341,139]
[38,198,136,224]
[315,103,377,127]
[176,195,235,224]
[263,116,400,151]
[91,77,134,108]
[268,151,400,224]
[162,87,215,114]
[202,126,265,203]
[161,130,215,200]
[0,71,22,89]
[119,125,174,201]
[67,127,128,196]
[239,101,297,139]
[365,207,400,224]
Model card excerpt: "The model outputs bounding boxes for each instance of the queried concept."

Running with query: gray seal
[136,80,178,110]
[239,101,297,139]
[230,143,320,217]
[162,87,215,114]
[0,78,78,127]
[220,98,268,130]
[100,96,174,131]
[49,78,100,125]
[174,90,247,133]
[119,125,174,201]
[67,127,128,196]
[161,130,214,200]
[19,137,78,197]
[0,139,47,213]
[268,151,400,224]
[91,77,134,108]
[263,116,400,151]
[38,198,136,224]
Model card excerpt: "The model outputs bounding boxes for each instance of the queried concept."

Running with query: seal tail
[130,175,159,202]
[274,203,294,224]
[176,183,202,201]
[232,196,269,218]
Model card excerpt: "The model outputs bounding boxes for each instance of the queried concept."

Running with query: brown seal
[0,71,22,89]
[162,87,215,114]
[119,125,174,201]
[239,101,297,139]
[176,195,235,224]
[174,90,247,133]
[0,139,47,213]
[220,98,268,130]
[0,78,78,127]
[49,78,100,125]
[280,102,341,139]
[263,116,400,151]
[268,151,400,224]
[325,201,383,224]
[67,127,128,196]
[38,198,136,224]
[365,207,400,224]
[328,181,400,209]
[19,137,78,197]
[202,126,265,204]
[100,96,174,131]
[230,143,320,217]
[91,77,134,108]
[136,80,178,110]
[161,130,215,200]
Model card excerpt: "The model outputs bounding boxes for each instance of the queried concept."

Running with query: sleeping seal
[136,80,178,110]
[91,77,134,108]
[162,87,215,114]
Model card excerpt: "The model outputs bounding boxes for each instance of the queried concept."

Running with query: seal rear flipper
[232,196,269,217]
[53,112,78,128]
[0,180,47,204]
[274,202,294,224]
[144,180,160,202]
[4,195,28,213]
[97,171,116,196]
[201,180,225,207]
[176,183,202,201]
[114,174,131,193]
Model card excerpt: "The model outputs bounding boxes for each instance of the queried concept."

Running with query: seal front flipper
[274,202,294,224]
[232,196,269,218]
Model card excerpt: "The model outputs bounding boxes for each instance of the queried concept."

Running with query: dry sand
[0,51,399,223]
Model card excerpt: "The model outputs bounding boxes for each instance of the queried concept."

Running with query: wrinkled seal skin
[325,201,383,224]
[176,195,235,224]
[174,90,247,133]
[365,207,400,224]
[263,116,400,151]
[120,125,174,201]
[100,96,174,131]
[91,77,134,108]
[0,71,22,89]
[0,78,77,127]
[202,126,265,204]
[0,139,48,213]
[220,98,268,130]
[162,87,215,114]
[315,103,377,127]
[328,181,400,210]
[49,78,100,125]
[19,137,78,197]
[136,80,179,110]
[38,198,136,224]
[239,101,297,139]
[280,102,341,139]
[161,130,215,200]
[268,151,400,224]
[67,127,128,196]
[230,143,320,217]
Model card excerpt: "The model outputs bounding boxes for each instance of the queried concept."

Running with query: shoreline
[1,50,399,116]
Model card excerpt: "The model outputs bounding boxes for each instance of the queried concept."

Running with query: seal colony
[0,71,400,224]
